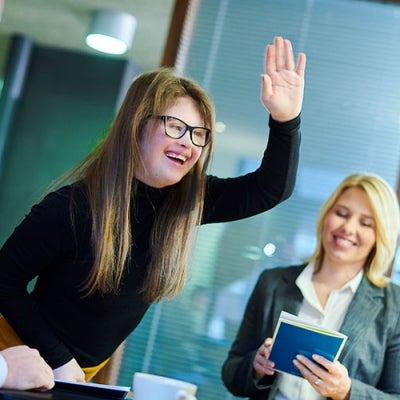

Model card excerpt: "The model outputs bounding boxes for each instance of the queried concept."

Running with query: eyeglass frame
[153,115,211,148]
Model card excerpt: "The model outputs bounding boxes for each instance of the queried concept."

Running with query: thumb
[260,74,273,107]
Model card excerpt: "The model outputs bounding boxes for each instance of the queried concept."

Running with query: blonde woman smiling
[223,173,400,400]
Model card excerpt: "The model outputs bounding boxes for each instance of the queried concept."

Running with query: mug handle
[175,389,197,400]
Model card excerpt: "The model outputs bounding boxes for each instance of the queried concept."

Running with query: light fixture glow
[263,242,276,257]
[215,121,226,133]
[86,34,128,55]
[85,10,137,55]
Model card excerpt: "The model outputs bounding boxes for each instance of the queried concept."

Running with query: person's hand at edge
[1,345,55,391]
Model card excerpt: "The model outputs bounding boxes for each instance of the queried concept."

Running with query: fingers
[253,339,275,379]
[265,43,276,75]
[282,38,295,70]
[274,37,286,71]
[35,362,55,391]
[312,354,334,372]
[265,36,285,73]
[296,52,307,77]
[293,355,352,399]
[293,356,325,387]
[265,36,303,74]
[264,337,273,350]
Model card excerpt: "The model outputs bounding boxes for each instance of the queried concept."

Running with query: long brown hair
[307,173,400,287]
[52,68,215,302]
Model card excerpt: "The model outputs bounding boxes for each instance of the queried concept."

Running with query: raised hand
[261,36,306,122]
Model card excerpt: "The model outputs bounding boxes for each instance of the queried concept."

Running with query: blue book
[269,311,348,377]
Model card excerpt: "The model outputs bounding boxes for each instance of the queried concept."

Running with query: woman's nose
[341,217,357,233]
[177,130,193,147]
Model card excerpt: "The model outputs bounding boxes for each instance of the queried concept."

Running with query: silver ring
[314,378,321,385]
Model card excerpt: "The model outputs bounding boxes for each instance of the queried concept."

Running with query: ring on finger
[314,378,321,385]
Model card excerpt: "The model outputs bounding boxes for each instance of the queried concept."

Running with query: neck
[312,261,362,308]
[314,259,363,287]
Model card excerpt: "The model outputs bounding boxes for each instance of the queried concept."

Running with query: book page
[278,311,347,338]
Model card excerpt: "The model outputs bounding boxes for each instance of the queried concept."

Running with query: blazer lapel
[338,277,384,361]
[272,266,304,326]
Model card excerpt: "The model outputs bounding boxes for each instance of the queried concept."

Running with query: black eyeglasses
[154,115,211,148]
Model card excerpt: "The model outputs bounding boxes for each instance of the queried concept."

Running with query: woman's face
[322,187,377,269]
[136,96,205,188]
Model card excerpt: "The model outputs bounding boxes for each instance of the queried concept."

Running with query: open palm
[261,36,306,122]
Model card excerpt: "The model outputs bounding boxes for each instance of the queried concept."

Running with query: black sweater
[0,116,300,369]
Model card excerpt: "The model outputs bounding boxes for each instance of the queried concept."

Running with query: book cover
[0,381,131,400]
[54,380,131,399]
[269,311,348,377]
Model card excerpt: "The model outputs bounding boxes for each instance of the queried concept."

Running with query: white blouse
[274,263,362,400]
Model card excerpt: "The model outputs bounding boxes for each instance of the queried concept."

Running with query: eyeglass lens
[163,116,209,147]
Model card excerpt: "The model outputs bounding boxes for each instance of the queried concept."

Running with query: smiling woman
[319,187,377,284]
[222,173,400,400]
[136,97,206,188]
[0,37,306,385]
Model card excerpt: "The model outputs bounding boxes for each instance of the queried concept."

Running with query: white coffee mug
[133,372,197,400]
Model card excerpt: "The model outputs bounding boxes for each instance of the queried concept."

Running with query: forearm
[222,350,275,397]
[0,301,74,369]
[258,115,301,203]
[222,352,258,396]
[202,116,301,223]
[0,249,74,368]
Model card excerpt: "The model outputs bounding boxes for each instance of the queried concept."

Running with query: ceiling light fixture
[85,10,137,55]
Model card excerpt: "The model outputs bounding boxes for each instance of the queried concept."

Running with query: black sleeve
[0,186,84,367]
[202,115,301,223]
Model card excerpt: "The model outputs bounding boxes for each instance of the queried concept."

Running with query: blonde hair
[308,173,400,287]
[52,68,216,302]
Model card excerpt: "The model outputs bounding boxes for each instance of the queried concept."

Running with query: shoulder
[30,183,90,224]
[41,183,87,205]
[380,282,400,334]
[364,278,400,298]
[383,280,400,303]
[256,264,305,287]
[361,279,400,319]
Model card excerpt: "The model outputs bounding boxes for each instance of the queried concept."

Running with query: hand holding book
[268,311,348,378]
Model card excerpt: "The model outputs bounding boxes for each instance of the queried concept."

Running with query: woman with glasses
[0,36,306,383]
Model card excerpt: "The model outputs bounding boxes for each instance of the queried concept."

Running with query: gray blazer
[221,265,400,399]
